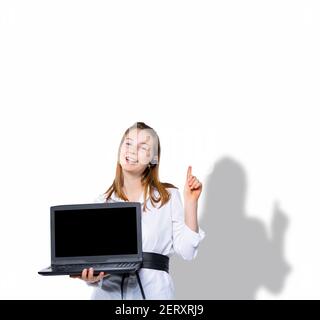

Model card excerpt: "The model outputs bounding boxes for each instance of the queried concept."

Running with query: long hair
[103,122,177,212]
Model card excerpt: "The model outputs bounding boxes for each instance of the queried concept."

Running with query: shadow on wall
[171,157,291,300]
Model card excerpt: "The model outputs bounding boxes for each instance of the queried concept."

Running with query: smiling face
[119,128,158,174]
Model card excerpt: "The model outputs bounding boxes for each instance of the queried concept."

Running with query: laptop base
[38,262,141,276]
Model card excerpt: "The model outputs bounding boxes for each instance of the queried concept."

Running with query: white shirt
[89,187,205,300]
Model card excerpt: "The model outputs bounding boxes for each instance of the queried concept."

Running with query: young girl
[73,122,205,299]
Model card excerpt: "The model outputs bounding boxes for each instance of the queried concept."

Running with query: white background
[0,1,319,299]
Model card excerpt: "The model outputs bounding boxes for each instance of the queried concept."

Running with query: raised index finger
[187,166,192,179]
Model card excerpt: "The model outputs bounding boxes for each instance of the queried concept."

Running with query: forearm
[184,200,199,233]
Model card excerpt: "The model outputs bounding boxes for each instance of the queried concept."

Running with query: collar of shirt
[109,188,153,204]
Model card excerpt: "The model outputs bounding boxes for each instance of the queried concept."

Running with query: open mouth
[125,156,138,164]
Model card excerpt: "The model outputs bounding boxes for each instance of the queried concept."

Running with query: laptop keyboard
[53,262,137,271]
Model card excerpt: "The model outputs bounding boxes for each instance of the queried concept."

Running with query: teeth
[126,156,137,163]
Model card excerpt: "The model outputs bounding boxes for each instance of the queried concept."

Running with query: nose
[126,144,138,155]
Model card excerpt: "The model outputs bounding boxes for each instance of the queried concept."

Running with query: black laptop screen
[54,207,138,257]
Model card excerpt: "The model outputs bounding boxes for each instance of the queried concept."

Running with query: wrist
[184,199,198,208]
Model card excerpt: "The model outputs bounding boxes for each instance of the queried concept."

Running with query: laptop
[38,202,142,276]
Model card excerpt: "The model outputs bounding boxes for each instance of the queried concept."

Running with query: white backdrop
[0,1,319,299]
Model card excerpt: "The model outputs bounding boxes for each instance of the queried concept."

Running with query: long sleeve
[171,188,205,261]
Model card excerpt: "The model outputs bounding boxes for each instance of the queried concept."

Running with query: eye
[125,142,131,146]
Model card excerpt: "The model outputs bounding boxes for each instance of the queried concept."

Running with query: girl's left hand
[184,166,203,203]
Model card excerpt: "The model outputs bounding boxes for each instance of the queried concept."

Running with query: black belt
[120,252,169,300]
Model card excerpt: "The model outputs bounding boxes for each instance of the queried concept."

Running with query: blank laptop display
[54,207,138,257]
[38,202,142,276]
